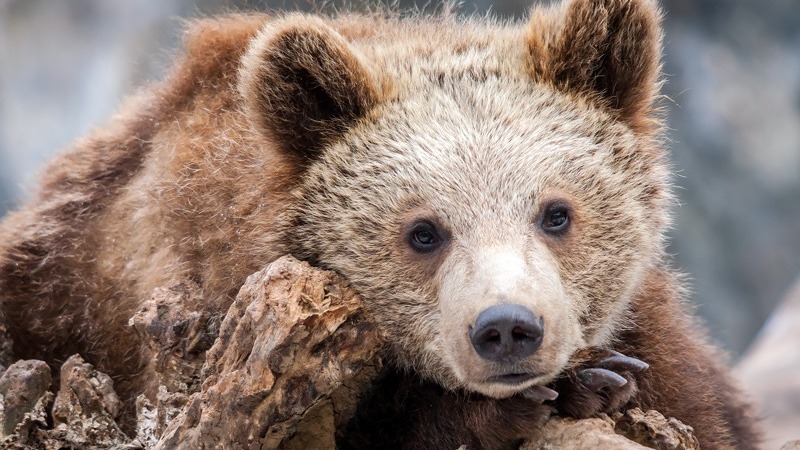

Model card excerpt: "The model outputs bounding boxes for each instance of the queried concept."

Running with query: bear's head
[239,0,668,398]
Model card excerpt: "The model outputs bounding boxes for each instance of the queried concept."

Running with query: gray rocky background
[1,0,798,444]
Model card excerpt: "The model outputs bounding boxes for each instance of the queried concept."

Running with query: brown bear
[0,0,759,448]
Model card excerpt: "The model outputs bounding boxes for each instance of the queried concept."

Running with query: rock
[50,354,130,447]
[129,281,222,437]
[737,278,800,449]
[153,255,384,450]
[0,359,52,439]
[614,408,700,450]
[524,415,650,450]
[134,395,158,449]
[0,356,133,448]
[0,256,706,449]
[130,281,221,395]
[521,409,699,450]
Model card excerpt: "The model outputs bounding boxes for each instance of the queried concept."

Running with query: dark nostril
[469,304,544,363]
[513,325,534,340]
[484,329,501,342]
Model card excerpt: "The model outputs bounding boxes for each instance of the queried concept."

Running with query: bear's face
[293,80,666,397]
[240,0,667,397]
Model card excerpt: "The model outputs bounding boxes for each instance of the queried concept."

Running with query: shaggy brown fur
[0,0,758,448]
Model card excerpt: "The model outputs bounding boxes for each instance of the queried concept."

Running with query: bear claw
[552,349,649,418]
[596,350,649,373]
[523,385,559,402]
[578,368,628,390]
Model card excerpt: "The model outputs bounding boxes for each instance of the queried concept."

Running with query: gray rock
[737,279,800,450]
[0,359,51,437]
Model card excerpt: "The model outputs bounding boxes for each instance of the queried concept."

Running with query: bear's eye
[541,204,571,234]
[408,221,443,253]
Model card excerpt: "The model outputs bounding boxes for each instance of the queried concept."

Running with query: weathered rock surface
[50,354,130,447]
[153,256,384,449]
[0,356,131,449]
[614,408,700,450]
[522,408,699,450]
[0,359,51,440]
[0,256,705,449]
[130,281,221,395]
[129,280,222,440]
[525,416,652,450]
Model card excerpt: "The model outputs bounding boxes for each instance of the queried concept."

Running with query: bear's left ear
[527,0,663,132]
[239,16,381,160]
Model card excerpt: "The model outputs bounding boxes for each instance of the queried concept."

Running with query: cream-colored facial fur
[288,76,666,394]
[249,4,670,394]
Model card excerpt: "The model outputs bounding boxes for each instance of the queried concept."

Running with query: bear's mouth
[487,372,539,385]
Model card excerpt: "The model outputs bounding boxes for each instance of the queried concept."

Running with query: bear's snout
[469,304,544,362]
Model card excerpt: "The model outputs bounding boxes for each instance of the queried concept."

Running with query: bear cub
[0,0,759,449]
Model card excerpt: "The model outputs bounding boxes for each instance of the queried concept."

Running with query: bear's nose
[469,304,544,362]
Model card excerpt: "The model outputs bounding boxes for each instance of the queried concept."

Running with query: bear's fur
[0,0,759,448]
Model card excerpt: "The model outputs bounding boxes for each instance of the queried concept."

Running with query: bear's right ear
[239,16,381,160]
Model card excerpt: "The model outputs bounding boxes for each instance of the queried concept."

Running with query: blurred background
[1,0,798,447]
